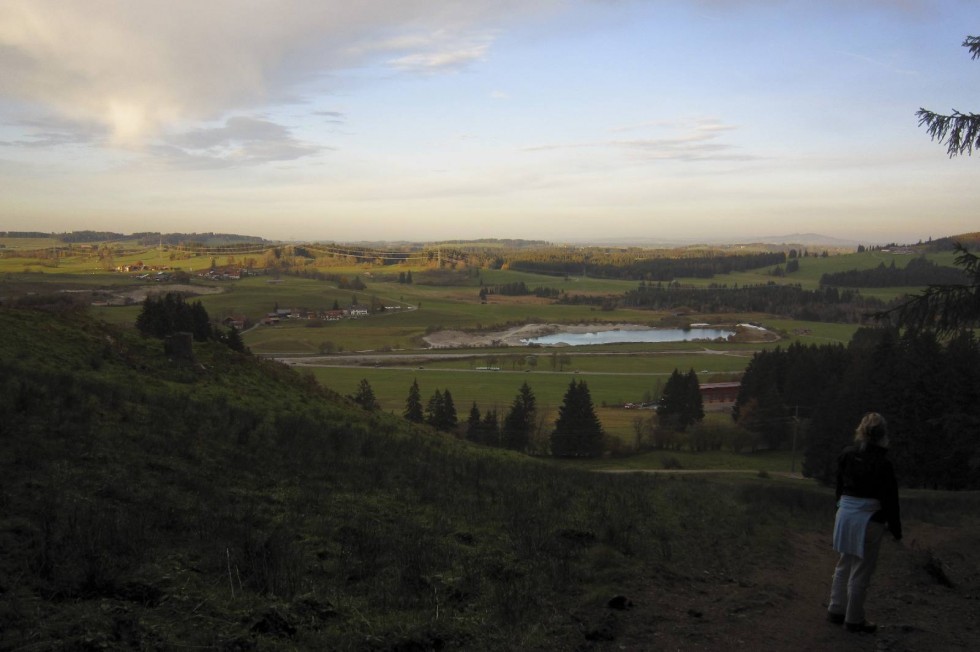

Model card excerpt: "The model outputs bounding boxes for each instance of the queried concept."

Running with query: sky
[0,0,977,245]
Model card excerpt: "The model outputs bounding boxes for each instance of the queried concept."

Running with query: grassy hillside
[2,241,979,648]
[0,305,813,650]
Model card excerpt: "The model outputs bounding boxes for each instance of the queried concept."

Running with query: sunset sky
[1,1,977,244]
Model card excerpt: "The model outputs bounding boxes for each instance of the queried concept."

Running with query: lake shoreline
[422,322,765,349]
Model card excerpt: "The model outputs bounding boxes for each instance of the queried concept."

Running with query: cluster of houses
[258,306,372,326]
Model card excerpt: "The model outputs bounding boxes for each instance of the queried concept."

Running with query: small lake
[521,327,734,346]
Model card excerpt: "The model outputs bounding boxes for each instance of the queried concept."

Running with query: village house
[698,381,741,403]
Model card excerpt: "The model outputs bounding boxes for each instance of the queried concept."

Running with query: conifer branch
[917,35,980,157]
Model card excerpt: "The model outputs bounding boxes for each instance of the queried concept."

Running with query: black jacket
[836,443,902,541]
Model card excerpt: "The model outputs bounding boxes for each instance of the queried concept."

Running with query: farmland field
[2,238,955,443]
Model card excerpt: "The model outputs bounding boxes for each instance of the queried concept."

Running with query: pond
[521,327,734,346]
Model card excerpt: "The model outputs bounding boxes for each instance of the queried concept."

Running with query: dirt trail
[585,521,980,651]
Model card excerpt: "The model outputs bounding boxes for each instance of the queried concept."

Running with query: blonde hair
[855,412,889,449]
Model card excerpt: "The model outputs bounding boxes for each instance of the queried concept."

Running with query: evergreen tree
[657,368,703,432]
[551,380,604,458]
[501,381,536,452]
[441,389,458,433]
[352,379,380,411]
[685,369,705,426]
[425,389,444,428]
[465,403,500,446]
[135,295,167,338]
[404,379,424,423]
[480,408,500,447]
[425,389,458,432]
[876,243,980,334]
[223,326,247,353]
[135,292,213,342]
[917,36,980,157]
[466,402,482,442]
[189,300,212,342]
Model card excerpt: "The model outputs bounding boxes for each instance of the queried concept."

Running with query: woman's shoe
[826,612,845,624]
[845,620,877,634]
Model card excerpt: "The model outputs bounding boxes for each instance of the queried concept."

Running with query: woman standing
[826,412,902,634]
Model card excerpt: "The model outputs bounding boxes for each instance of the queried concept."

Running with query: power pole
[790,405,800,475]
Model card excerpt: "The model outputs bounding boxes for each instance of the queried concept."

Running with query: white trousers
[828,521,886,624]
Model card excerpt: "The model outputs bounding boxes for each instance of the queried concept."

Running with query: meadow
[7,239,918,446]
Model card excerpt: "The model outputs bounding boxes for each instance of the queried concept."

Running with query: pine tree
[441,389,458,433]
[917,36,980,157]
[189,300,212,342]
[352,379,380,411]
[501,381,536,452]
[466,402,482,442]
[404,379,424,423]
[876,243,980,334]
[480,408,500,447]
[223,326,247,353]
[425,389,444,428]
[135,292,213,342]
[551,380,604,458]
[684,369,705,426]
[425,389,457,432]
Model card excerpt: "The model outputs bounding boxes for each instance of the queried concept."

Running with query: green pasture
[678,250,960,301]
[759,319,859,345]
[306,364,741,441]
[308,365,662,411]
[477,267,640,294]
[383,350,753,375]
[0,237,62,252]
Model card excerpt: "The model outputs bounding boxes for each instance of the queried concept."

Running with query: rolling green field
[682,249,959,301]
[3,239,953,446]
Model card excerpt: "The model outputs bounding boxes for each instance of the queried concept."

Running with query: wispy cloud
[836,50,919,76]
[527,119,753,161]
[0,115,107,148]
[313,110,347,125]
[383,30,495,73]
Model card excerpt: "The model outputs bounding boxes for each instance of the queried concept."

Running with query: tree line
[136,292,247,353]
[353,377,607,457]
[613,283,887,324]
[479,281,561,299]
[507,251,786,281]
[820,256,967,288]
[733,329,980,489]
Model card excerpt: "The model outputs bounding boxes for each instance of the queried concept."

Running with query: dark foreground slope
[1,306,977,650]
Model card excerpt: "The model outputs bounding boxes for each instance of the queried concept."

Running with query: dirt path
[583,521,980,651]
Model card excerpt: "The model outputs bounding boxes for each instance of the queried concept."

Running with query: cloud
[0,1,554,145]
[526,119,753,161]
[155,116,324,169]
[0,115,107,148]
[385,31,494,73]
[313,110,347,125]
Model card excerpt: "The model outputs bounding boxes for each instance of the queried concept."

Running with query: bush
[661,456,683,470]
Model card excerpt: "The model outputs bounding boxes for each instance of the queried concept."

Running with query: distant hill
[917,232,980,252]
[745,233,860,247]
[562,233,860,248]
